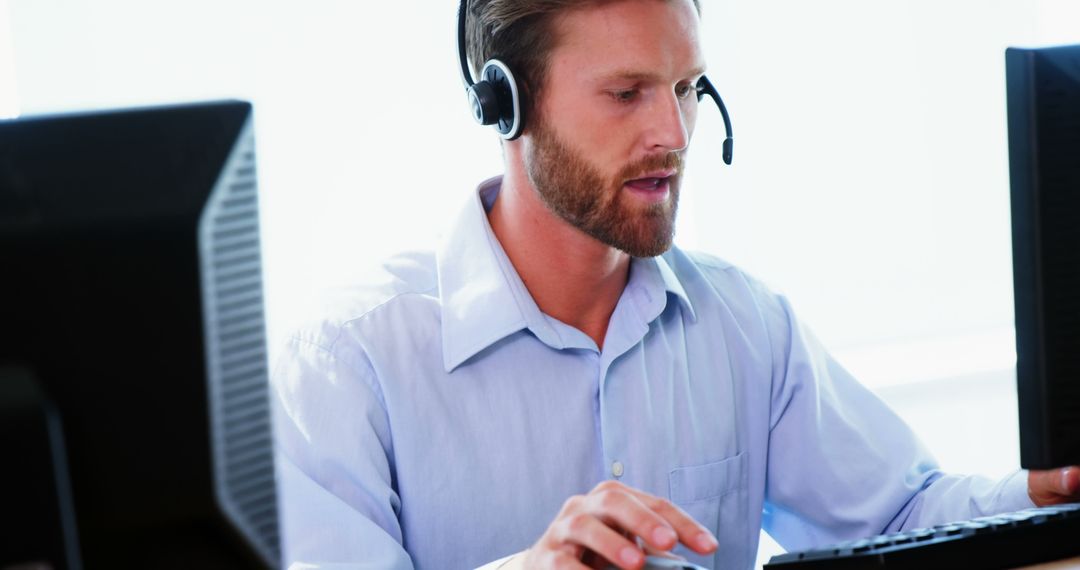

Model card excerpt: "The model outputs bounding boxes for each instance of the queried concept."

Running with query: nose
[646,90,690,152]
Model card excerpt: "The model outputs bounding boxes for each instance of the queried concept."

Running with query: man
[271,0,1080,568]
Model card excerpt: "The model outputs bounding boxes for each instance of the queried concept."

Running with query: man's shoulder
[664,246,772,299]
[663,245,793,327]
[287,249,441,352]
[661,246,799,368]
[670,248,735,272]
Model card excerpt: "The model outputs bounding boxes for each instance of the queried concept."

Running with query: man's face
[523,0,704,258]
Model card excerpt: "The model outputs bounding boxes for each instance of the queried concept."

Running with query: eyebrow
[597,66,707,83]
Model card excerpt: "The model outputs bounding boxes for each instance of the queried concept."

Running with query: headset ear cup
[468,82,500,126]
[480,59,525,140]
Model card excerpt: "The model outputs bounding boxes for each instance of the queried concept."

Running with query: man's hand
[1028,466,1080,506]
[521,480,718,570]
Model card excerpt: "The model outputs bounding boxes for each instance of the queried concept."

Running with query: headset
[457,0,734,165]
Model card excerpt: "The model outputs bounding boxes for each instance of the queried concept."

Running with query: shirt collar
[436,176,696,372]
[654,250,697,323]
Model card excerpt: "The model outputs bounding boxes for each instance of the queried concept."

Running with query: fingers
[619,486,719,554]
[1028,466,1080,506]
[528,549,592,570]
[1064,466,1080,495]
[551,512,646,569]
[526,480,719,569]
[639,544,685,561]
[583,485,680,553]
[1028,469,1056,505]
[582,481,717,555]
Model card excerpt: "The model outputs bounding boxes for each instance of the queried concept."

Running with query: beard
[523,119,684,258]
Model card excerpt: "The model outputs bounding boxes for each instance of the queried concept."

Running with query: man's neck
[487,166,630,351]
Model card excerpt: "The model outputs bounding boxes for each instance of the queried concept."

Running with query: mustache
[617,152,685,183]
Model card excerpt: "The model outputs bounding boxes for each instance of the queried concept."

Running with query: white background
[4,1,1079,565]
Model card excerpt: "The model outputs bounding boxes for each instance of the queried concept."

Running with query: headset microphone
[458,0,734,163]
[696,75,735,165]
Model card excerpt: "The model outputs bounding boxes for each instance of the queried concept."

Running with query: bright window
[0,0,18,118]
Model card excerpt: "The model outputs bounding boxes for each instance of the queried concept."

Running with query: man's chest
[373,314,770,496]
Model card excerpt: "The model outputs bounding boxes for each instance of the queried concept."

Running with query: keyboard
[764,503,1080,569]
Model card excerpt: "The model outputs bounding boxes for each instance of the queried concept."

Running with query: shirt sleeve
[271,334,414,570]
[759,293,1034,552]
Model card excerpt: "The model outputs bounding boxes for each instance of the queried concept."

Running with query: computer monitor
[1006,44,1080,471]
[0,101,280,568]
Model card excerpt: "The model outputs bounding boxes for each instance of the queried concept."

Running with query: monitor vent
[198,118,280,568]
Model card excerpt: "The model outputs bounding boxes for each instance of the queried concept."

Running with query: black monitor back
[0,101,279,568]
[1006,44,1080,470]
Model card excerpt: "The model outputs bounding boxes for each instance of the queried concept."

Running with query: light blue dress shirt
[271,176,1032,570]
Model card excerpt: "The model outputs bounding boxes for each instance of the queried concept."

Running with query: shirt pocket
[668,452,749,570]
[669,452,746,504]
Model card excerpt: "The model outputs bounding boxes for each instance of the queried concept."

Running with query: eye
[610,89,639,104]
[675,82,696,100]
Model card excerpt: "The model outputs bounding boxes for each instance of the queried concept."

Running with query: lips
[626,169,673,193]
[625,177,667,190]
[624,169,676,191]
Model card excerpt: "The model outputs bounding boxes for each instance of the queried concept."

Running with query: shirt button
[612,461,624,478]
